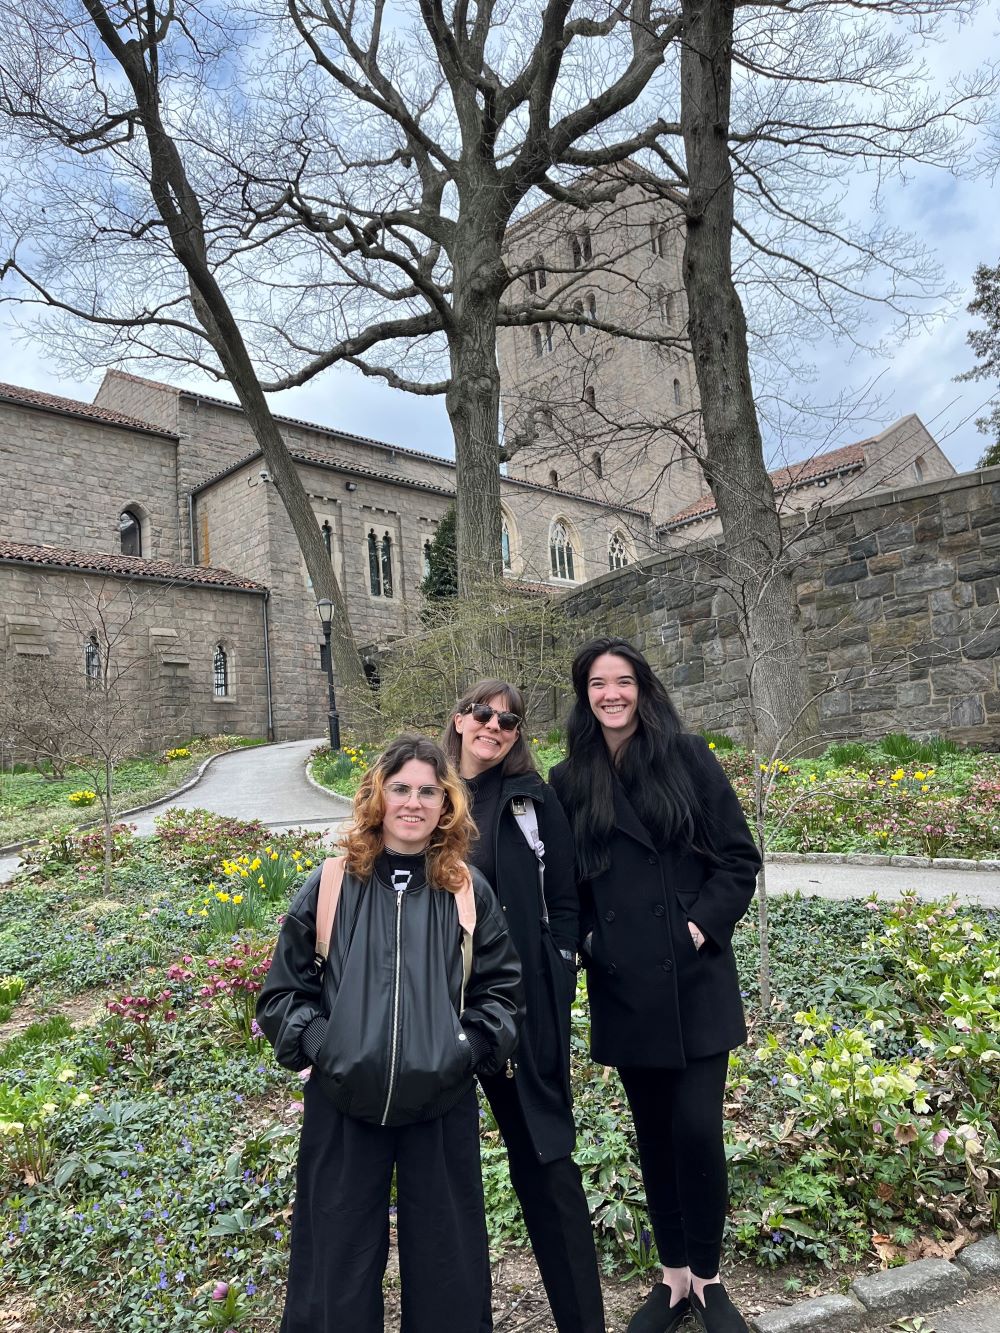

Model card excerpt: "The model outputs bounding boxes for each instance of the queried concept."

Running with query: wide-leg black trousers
[280,1080,491,1333]
[618,1054,730,1280]
[481,1072,606,1333]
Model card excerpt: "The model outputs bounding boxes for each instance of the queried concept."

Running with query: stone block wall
[559,468,1000,746]
[0,398,181,562]
[1,565,269,754]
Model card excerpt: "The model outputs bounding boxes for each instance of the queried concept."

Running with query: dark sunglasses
[460,702,522,732]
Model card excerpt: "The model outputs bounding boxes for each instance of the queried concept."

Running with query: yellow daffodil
[199,909,208,918]
[208,882,216,892]
[216,891,231,902]
[258,876,265,886]
[240,869,249,878]
[233,894,243,904]
[250,857,262,871]
[270,851,279,861]
[890,769,905,782]
[292,850,302,860]
[708,742,716,751]
[914,771,926,782]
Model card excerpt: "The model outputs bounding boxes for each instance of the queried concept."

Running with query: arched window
[570,235,582,269]
[84,634,101,685]
[119,509,142,557]
[584,385,596,411]
[549,521,577,581]
[657,227,668,258]
[321,520,333,557]
[501,518,512,571]
[649,221,658,255]
[367,528,382,595]
[380,532,394,597]
[581,227,593,262]
[545,323,553,353]
[608,531,630,571]
[914,457,925,483]
[673,378,682,406]
[657,287,673,322]
[213,644,229,698]
[548,469,559,488]
[591,452,603,478]
[573,298,586,333]
[587,292,597,320]
[527,254,547,293]
[531,327,543,358]
[422,540,432,580]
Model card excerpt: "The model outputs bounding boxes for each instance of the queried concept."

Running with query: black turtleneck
[464,761,505,885]
[376,847,428,889]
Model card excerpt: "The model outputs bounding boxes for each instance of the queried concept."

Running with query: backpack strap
[454,864,476,1013]
[510,796,548,925]
[315,856,347,962]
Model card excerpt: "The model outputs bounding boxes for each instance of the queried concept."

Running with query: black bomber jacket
[256,861,524,1127]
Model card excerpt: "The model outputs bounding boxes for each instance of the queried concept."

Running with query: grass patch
[0,736,267,847]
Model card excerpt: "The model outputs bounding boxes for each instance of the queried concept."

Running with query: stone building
[0,165,970,748]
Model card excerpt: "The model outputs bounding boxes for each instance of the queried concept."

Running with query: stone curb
[303,755,354,815]
[0,745,277,858]
[766,852,1000,872]
[750,1234,1000,1333]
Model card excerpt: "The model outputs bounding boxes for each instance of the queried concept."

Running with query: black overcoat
[471,769,581,1163]
[549,736,760,1070]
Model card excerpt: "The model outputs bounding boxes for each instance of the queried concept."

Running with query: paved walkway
[931,1285,1000,1332]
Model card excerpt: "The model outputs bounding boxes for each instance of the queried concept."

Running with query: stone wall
[559,467,1000,746]
[1,565,269,753]
[0,396,181,562]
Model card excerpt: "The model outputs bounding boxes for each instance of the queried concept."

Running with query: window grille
[213,644,228,697]
[84,636,101,685]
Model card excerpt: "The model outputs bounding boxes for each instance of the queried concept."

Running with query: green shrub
[822,741,875,767]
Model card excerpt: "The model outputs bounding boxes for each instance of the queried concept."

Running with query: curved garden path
[0,739,997,906]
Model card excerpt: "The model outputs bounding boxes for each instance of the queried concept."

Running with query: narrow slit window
[119,509,141,557]
[368,529,381,596]
[213,644,229,698]
[322,520,333,557]
[380,532,394,598]
[84,635,101,685]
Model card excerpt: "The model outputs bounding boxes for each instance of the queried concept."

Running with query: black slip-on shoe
[689,1282,748,1333]
[626,1282,691,1333]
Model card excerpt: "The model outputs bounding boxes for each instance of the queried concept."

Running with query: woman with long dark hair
[257,734,523,1333]
[443,681,606,1333]
[548,640,760,1333]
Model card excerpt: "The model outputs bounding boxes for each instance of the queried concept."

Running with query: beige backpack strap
[455,865,476,1012]
[315,856,347,961]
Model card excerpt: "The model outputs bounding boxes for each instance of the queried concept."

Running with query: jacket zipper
[380,888,406,1126]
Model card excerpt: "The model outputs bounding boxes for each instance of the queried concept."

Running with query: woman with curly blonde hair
[258,734,523,1333]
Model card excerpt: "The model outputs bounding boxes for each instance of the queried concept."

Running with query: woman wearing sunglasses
[257,734,523,1333]
[443,682,605,1333]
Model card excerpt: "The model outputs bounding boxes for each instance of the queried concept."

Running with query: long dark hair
[560,638,701,879]
[441,679,537,777]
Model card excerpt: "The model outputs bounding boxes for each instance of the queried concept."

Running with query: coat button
[605,910,615,923]
[647,854,658,865]
[653,904,665,917]
[662,958,673,971]
[607,963,617,976]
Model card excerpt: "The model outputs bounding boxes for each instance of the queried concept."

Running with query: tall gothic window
[119,509,141,556]
[527,255,547,293]
[367,529,381,595]
[592,452,603,478]
[584,385,596,411]
[549,521,576,581]
[608,532,630,571]
[422,540,432,579]
[213,644,229,697]
[673,378,682,406]
[501,517,512,571]
[587,292,597,320]
[322,520,333,557]
[380,533,394,597]
[658,287,674,322]
[549,469,559,488]
[532,327,543,358]
[367,529,394,597]
[84,634,101,685]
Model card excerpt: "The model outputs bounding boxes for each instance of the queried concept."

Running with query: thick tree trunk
[680,0,818,757]
[447,219,506,597]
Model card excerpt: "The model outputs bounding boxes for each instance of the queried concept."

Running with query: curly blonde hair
[340,734,475,892]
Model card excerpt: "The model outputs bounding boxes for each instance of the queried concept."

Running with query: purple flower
[246,1281,257,1296]
[212,1281,230,1301]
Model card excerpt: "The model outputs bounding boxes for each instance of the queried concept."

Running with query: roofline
[0,553,267,595]
[191,444,650,518]
[657,459,866,532]
[0,386,179,442]
[504,161,662,245]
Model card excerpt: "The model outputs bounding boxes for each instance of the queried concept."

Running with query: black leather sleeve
[683,736,761,948]
[255,869,326,1072]
[461,872,525,1076]
[538,782,580,957]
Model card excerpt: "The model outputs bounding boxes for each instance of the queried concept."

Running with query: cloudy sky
[0,5,997,475]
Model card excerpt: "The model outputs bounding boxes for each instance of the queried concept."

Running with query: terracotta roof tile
[0,541,266,593]
[661,441,867,529]
[0,381,177,438]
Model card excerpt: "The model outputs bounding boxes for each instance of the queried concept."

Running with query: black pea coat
[470,769,581,1163]
[549,736,760,1070]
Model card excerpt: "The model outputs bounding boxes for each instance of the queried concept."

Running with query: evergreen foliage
[419,505,458,602]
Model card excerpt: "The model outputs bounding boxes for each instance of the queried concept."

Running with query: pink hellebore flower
[211,1281,229,1301]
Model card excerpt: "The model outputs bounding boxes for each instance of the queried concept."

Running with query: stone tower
[497,165,706,540]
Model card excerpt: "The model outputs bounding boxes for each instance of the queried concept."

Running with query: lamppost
[315,598,341,751]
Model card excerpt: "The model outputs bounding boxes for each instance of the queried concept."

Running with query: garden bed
[0,809,997,1331]
[0,737,268,848]
[311,733,1000,861]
